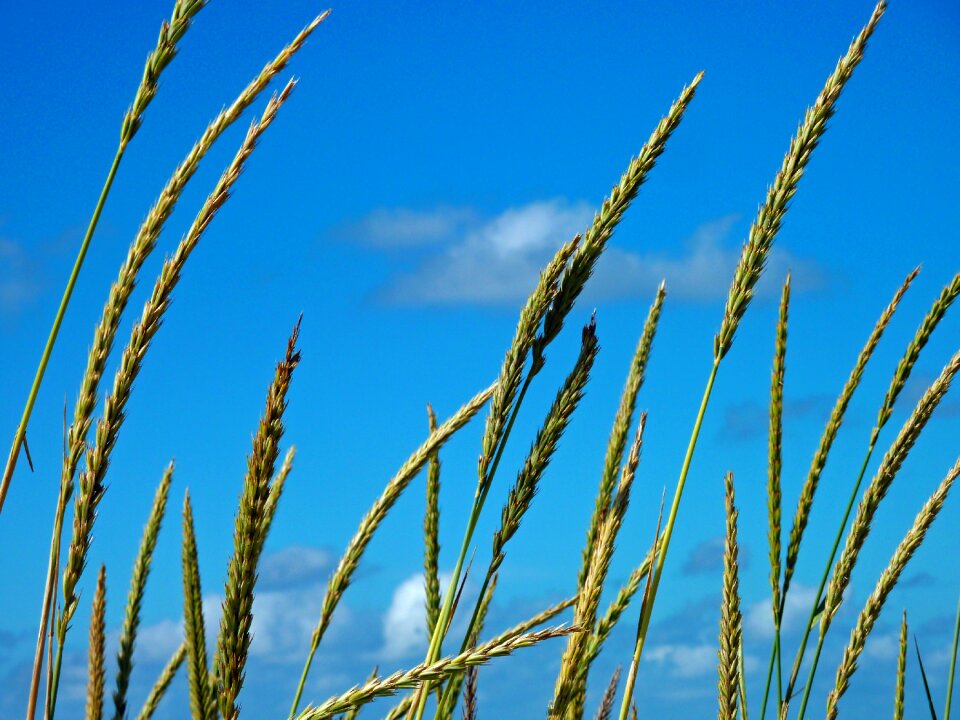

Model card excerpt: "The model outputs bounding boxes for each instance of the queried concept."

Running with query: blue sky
[1,1,959,718]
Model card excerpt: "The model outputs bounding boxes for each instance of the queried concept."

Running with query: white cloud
[378,200,593,305]
[382,574,430,660]
[359,204,826,306]
[743,583,819,640]
[645,642,717,678]
[380,571,455,660]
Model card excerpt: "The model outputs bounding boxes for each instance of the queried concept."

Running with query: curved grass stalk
[45,84,296,720]
[26,14,328,717]
[413,72,702,720]
[295,626,578,720]
[790,347,960,720]
[0,0,207,517]
[631,0,886,688]
[760,266,918,719]
[288,384,495,718]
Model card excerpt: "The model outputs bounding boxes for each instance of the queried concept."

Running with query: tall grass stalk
[617,489,665,720]
[554,416,645,720]
[595,667,621,720]
[424,405,442,642]
[27,16,326,713]
[577,283,666,594]
[790,347,960,720]
[717,473,742,720]
[760,275,790,720]
[182,492,212,720]
[42,84,295,720]
[0,0,207,516]
[215,322,302,720]
[289,384,495,718]
[413,73,702,720]
[441,319,599,713]
[633,4,887,687]
[778,269,958,715]
[297,626,579,720]
[760,267,918,719]
[86,565,107,720]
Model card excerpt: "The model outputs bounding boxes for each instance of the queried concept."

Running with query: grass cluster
[4,2,959,719]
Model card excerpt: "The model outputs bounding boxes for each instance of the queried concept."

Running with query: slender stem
[796,634,825,720]
[945,594,960,720]
[783,446,876,710]
[26,497,69,720]
[760,624,784,720]
[409,375,535,720]
[760,639,777,720]
[0,148,124,516]
[775,625,783,710]
[289,653,315,720]
[631,359,720,673]
[46,635,67,720]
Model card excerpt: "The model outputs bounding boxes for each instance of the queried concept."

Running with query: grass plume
[552,416,645,719]
[0,0,208,516]
[595,667,621,720]
[633,3,888,687]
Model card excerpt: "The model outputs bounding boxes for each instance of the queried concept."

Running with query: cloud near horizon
[340,203,828,306]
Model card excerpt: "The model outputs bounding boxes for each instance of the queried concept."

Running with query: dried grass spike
[86,565,107,720]
[594,667,621,720]
[894,611,907,720]
[215,321,302,720]
[718,472,742,720]
[424,404,442,640]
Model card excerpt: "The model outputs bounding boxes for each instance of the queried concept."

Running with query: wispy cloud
[718,394,833,443]
[372,200,593,305]
[343,203,828,306]
[0,237,41,317]
[339,206,480,248]
[681,536,750,576]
